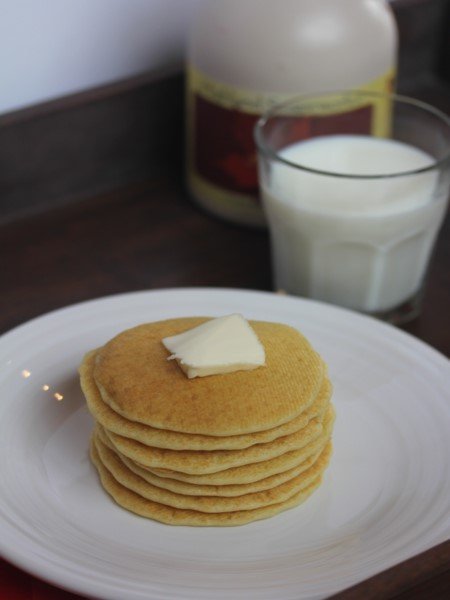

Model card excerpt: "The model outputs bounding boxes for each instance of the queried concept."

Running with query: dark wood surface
[0,165,449,600]
[1,170,449,355]
[0,72,183,225]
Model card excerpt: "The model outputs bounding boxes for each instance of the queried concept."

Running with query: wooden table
[0,170,449,598]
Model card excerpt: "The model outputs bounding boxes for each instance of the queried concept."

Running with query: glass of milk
[254,91,450,324]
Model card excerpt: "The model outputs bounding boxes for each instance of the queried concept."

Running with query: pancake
[137,405,335,485]
[93,432,332,513]
[90,440,324,527]
[98,406,329,475]
[92,318,326,436]
[104,436,325,497]
[81,349,332,450]
[83,315,335,526]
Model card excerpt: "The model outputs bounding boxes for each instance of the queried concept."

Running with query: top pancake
[93,317,325,436]
[81,349,332,450]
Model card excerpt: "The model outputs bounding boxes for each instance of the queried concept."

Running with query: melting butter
[162,314,265,378]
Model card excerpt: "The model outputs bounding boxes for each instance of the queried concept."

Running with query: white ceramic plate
[0,288,449,600]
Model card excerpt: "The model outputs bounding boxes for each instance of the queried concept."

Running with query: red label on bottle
[193,95,373,197]
[194,96,260,194]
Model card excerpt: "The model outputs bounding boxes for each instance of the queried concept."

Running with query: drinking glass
[254,91,450,324]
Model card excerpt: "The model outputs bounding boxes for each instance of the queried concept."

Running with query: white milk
[261,135,447,313]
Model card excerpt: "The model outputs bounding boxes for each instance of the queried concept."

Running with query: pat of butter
[162,314,265,379]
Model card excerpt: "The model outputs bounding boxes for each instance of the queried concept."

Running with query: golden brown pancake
[81,349,332,450]
[93,432,332,512]
[90,440,325,527]
[92,318,325,436]
[101,433,325,497]
[98,407,329,475]
[134,405,335,485]
[82,316,335,526]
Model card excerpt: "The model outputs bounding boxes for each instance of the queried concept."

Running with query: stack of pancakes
[80,317,334,526]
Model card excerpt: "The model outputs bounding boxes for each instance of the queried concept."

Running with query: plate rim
[1,286,448,368]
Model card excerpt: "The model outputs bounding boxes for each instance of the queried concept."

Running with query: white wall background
[0,0,200,115]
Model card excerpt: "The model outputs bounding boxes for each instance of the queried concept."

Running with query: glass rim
[253,90,450,180]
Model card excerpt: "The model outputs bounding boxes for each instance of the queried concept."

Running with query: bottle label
[186,66,396,223]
